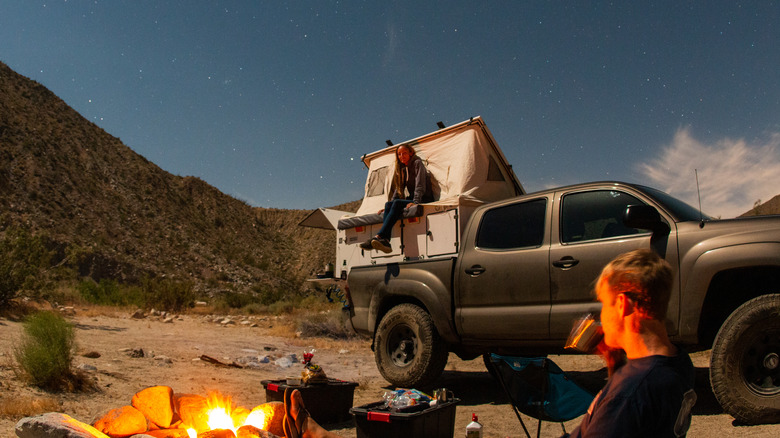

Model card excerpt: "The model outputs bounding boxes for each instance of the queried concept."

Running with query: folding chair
[488,354,594,438]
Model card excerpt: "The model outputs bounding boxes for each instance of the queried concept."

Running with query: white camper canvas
[299,117,524,278]
[356,117,523,216]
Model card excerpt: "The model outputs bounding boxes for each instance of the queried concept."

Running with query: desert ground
[2,309,780,438]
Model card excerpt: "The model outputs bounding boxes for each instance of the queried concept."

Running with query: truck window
[561,190,645,243]
[366,166,389,197]
[476,198,546,249]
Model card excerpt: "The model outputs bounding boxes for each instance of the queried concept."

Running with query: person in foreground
[359,144,433,253]
[283,388,339,438]
[568,249,697,437]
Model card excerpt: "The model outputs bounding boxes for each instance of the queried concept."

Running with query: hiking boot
[372,237,392,253]
[359,238,374,250]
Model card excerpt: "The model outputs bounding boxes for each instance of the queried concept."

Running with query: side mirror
[623,205,670,235]
[624,204,670,257]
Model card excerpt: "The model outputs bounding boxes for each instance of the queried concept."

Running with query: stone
[77,363,98,372]
[131,386,176,429]
[15,412,109,438]
[93,405,149,437]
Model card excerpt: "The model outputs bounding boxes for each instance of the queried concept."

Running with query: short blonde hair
[598,249,673,320]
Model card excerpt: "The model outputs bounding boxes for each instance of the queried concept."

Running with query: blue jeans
[377,199,413,239]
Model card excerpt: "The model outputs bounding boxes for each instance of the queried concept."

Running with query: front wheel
[710,294,780,424]
[374,303,448,388]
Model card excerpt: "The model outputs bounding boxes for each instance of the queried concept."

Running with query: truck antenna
[695,169,705,228]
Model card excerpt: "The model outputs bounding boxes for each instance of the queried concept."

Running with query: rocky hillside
[0,61,357,299]
[740,194,780,217]
[1,61,777,303]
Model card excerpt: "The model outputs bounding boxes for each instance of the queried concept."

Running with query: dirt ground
[1,310,780,438]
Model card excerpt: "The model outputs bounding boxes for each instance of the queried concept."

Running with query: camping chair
[488,354,594,438]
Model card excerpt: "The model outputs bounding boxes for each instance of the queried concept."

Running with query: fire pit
[15,386,286,438]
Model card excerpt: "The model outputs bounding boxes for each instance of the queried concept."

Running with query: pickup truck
[343,181,780,424]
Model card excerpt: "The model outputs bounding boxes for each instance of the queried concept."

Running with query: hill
[740,194,780,217]
[0,61,356,302]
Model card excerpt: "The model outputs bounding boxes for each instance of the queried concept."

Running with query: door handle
[465,265,486,276]
[552,256,579,269]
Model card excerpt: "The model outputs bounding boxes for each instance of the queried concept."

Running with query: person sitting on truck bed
[567,249,697,438]
[360,144,433,253]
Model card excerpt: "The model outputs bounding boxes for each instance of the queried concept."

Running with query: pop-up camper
[300,117,524,280]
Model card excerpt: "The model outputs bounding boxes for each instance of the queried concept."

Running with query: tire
[710,294,780,424]
[374,303,448,388]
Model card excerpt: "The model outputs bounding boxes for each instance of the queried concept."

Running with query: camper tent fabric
[490,354,594,423]
[354,120,521,217]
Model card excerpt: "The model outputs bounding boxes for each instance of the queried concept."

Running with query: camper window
[367,166,389,197]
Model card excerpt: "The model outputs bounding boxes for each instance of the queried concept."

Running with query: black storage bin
[350,399,460,438]
[261,378,358,424]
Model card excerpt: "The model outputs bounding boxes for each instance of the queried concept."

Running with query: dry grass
[76,305,127,318]
[0,395,60,418]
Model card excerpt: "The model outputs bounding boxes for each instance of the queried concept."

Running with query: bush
[252,284,285,305]
[221,291,256,309]
[77,279,144,306]
[142,277,195,312]
[0,228,52,306]
[297,309,356,340]
[14,311,76,390]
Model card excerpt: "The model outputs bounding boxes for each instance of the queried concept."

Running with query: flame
[207,406,236,432]
[181,390,274,436]
[244,409,267,429]
[192,392,238,434]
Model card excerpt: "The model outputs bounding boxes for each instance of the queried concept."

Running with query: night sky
[2,1,779,218]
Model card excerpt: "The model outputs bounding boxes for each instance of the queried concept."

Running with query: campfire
[87,385,285,438]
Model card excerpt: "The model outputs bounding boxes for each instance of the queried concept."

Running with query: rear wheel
[710,294,780,424]
[374,303,448,388]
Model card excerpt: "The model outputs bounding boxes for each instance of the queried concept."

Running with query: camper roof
[354,116,524,216]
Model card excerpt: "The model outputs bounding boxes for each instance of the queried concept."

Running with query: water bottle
[466,413,482,437]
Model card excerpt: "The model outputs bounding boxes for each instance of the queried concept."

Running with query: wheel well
[697,266,780,347]
[370,296,429,351]
[375,296,428,331]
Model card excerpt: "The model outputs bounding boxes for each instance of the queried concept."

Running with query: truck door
[455,197,551,340]
[548,188,652,340]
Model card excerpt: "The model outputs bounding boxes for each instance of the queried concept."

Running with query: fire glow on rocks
[187,393,269,437]
[89,385,285,438]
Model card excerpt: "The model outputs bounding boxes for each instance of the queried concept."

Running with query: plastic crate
[261,378,358,424]
[350,399,460,438]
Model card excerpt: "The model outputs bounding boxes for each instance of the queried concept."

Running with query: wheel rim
[386,323,417,368]
[741,329,780,396]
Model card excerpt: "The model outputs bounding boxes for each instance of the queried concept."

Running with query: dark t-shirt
[569,350,697,438]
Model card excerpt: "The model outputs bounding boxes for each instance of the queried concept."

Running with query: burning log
[132,385,177,428]
[93,405,149,437]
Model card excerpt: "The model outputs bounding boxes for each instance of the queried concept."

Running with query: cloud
[638,128,780,218]
[382,22,399,68]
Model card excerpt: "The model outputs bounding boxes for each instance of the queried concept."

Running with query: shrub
[14,311,76,390]
[142,277,195,312]
[0,228,52,306]
[77,279,144,306]
[252,284,285,305]
[221,291,255,309]
[297,309,356,340]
